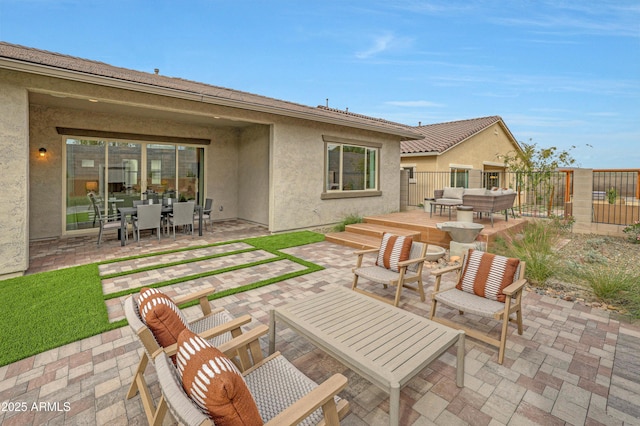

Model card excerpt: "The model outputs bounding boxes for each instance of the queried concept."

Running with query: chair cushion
[455,249,520,302]
[376,233,412,272]
[442,187,464,200]
[138,287,188,350]
[176,328,263,426]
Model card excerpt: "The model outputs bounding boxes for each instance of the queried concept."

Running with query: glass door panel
[65,139,106,231]
[178,146,204,203]
[107,142,141,210]
[147,144,177,200]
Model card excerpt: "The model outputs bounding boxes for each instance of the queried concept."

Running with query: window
[450,168,469,188]
[325,138,379,193]
[64,138,204,232]
[484,171,500,189]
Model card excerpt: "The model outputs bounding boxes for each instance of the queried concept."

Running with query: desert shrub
[571,264,640,318]
[332,213,363,232]
[494,219,568,285]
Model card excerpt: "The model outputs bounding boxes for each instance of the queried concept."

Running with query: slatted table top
[269,287,465,426]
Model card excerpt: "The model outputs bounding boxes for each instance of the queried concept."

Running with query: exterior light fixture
[39,147,47,157]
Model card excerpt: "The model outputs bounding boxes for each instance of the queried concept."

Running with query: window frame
[322,135,382,200]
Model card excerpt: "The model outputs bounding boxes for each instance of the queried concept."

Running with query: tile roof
[401,116,505,154]
[0,42,421,139]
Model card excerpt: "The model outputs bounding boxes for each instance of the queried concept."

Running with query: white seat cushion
[435,288,504,317]
[354,265,418,283]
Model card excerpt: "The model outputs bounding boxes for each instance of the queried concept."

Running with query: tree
[499,140,577,215]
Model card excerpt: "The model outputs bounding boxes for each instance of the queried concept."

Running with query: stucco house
[401,116,522,193]
[0,42,423,278]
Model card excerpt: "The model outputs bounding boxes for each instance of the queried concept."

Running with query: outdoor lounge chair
[429,249,527,364]
[352,233,428,307]
[154,324,350,425]
[123,287,252,425]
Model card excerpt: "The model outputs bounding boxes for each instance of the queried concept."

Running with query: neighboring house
[0,42,422,278]
[401,116,522,194]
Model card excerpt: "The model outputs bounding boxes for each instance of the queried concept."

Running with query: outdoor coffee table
[430,199,463,219]
[269,287,464,426]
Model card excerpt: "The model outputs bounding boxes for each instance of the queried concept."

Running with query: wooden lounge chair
[429,249,527,364]
[352,233,428,306]
[155,324,350,425]
[123,287,252,425]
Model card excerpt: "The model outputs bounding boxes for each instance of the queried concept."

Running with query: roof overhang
[0,56,422,140]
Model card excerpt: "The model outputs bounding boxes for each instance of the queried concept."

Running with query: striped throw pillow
[455,249,520,302]
[376,233,413,272]
[138,287,189,351]
[177,328,262,426]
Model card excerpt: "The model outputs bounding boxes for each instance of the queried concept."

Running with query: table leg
[389,385,400,426]
[120,214,127,246]
[456,332,465,387]
[268,310,276,355]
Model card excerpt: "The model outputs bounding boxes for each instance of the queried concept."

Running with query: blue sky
[1,0,638,168]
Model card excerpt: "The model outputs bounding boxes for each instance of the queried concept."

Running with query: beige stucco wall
[237,125,270,225]
[269,118,401,232]
[0,81,29,277]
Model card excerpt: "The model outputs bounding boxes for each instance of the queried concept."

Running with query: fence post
[572,168,593,232]
[400,169,409,212]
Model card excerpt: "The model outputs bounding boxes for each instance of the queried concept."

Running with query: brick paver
[1,220,638,425]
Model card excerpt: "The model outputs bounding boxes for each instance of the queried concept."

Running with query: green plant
[493,219,569,285]
[571,264,639,317]
[332,213,363,232]
[623,221,640,244]
[606,187,618,204]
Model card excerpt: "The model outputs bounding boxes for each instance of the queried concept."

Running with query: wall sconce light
[39,148,47,157]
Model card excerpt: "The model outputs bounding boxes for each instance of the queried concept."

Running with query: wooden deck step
[344,223,421,239]
[325,232,380,250]
[325,222,422,250]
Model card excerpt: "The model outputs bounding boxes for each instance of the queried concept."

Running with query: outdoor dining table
[269,287,465,426]
[118,204,203,246]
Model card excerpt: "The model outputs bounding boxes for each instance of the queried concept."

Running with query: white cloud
[355,32,413,59]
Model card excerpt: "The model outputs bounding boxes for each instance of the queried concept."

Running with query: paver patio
[1,220,639,425]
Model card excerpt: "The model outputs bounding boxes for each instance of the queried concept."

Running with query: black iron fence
[404,169,640,226]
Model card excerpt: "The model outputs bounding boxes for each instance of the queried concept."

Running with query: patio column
[0,81,29,278]
[571,168,593,233]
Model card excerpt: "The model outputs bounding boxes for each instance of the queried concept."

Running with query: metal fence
[404,169,640,226]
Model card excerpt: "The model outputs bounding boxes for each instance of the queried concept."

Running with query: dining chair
[169,201,195,238]
[89,193,125,245]
[134,204,162,242]
[195,198,213,231]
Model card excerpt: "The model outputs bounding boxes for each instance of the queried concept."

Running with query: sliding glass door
[65,138,204,232]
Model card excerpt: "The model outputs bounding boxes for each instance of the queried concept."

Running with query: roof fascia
[400,152,438,157]
[0,57,422,140]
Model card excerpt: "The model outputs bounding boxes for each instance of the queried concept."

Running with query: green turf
[0,231,325,366]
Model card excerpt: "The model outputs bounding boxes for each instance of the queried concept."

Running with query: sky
[1,0,638,168]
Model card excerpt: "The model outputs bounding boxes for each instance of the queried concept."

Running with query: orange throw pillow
[177,328,263,426]
[138,287,188,349]
[455,249,520,302]
[376,233,413,272]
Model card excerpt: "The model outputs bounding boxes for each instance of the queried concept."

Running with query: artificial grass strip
[99,246,258,280]
[103,255,286,300]
[0,231,327,366]
[0,264,121,366]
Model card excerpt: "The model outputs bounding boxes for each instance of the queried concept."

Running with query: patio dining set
[88,193,213,246]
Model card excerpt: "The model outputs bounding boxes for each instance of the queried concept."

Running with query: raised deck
[325,209,528,250]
